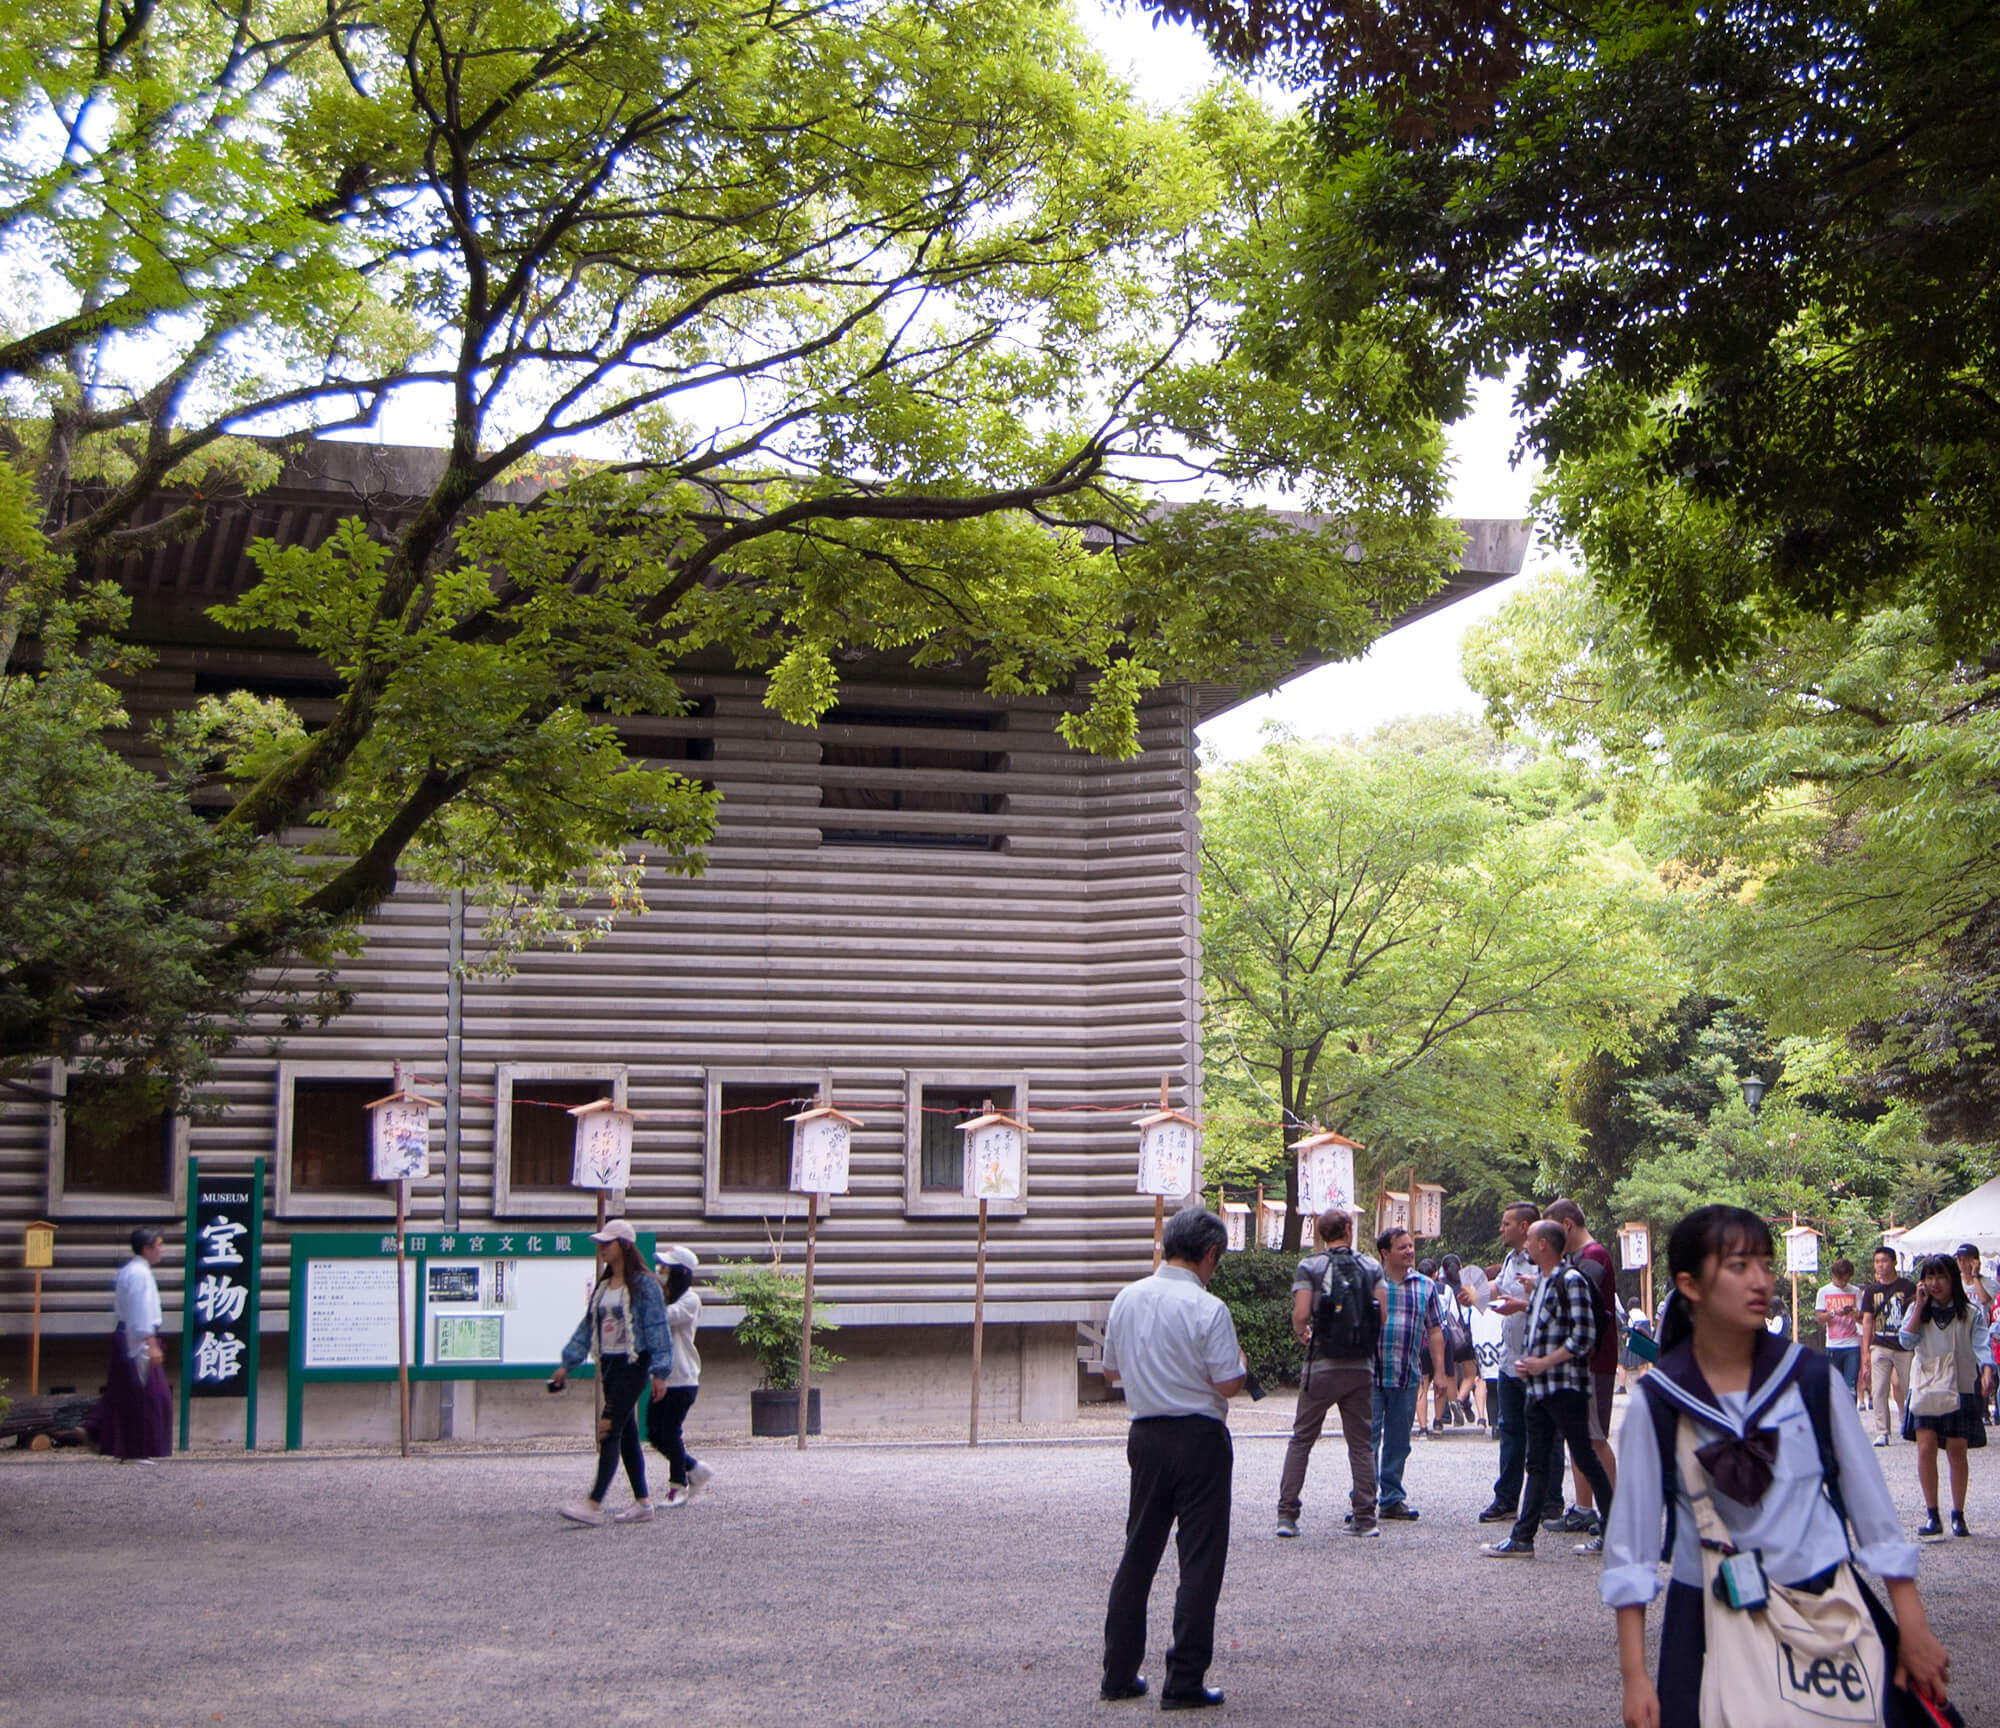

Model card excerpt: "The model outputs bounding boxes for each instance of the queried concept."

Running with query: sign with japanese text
[1136,1119,1196,1198]
[791,1113,853,1195]
[186,1169,261,1399]
[369,1097,431,1182]
[1619,1223,1652,1271]
[1259,1200,1286,1251]
[1784,1227,1820,1276]
[1222,1203,1249,1252]
[25,1220,55,1269]
[1414,1183,1445,1239]
[961,1119,1025,1202]
[1296,1142,1355,1217]
[571,1103,633,1191]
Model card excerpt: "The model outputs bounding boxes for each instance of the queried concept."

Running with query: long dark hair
[1657,1205,1775,1354]
[596,1237,652,1291]
[664,1262,693,1302]
[1917,1254,1970,1324]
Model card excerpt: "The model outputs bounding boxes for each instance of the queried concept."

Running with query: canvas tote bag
[1677,1419,1887,1726]
[1907,1318,1970,1417]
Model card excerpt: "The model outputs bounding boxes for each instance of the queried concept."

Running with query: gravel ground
[3,1399,1995,1728]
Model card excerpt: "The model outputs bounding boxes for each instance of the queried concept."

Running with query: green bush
[713,1260,842,1391]
[1211,1248,1305,1387]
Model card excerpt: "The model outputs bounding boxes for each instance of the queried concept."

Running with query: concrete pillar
[438,1379,477,1440]
[1019,1322,1078,1424]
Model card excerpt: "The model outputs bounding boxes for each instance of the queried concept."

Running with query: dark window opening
[819,707,1002,850]
[918,1086,1015,1191]
[292,1078,388,1191]
[718,1083,807,1192]
[510,1079,612,1188]
[64,1078,173,1195]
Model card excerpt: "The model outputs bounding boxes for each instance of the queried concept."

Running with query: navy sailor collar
[1645,1330,1803,1438]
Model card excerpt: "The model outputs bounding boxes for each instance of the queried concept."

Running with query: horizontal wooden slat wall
[0,665,1201,1334]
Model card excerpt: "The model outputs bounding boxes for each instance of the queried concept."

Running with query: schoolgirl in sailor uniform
[1897,1252,1994,1538]
[1604,1206,1950,1728]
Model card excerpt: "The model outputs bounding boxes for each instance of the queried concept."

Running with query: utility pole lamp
[1740,1074,1769,1116]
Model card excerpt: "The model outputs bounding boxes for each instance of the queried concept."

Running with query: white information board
[1784,1228,1820,1276]
[302,1260,417,1368]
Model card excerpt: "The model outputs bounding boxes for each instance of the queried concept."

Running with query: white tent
[1892,1175,2000,1268]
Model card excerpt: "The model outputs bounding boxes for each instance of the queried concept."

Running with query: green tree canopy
[1,0,1464,1099]
[1148,0,2000,668]
[1198,728,1668,1249]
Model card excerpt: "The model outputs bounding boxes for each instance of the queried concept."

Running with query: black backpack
[1312,1250,1380,1360]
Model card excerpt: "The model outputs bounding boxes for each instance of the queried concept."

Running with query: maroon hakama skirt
[88,1325,172,1459]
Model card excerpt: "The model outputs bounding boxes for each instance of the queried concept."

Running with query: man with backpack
[1276,1208,1387,1539]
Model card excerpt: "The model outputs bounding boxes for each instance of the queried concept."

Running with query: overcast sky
[1079,4,1548,759]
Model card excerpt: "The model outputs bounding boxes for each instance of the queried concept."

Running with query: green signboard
[285,1227,654,1449]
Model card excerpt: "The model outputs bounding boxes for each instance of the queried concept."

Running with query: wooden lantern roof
[1288,1120,1363,1153]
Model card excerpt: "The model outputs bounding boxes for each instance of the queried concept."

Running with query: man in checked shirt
[1480,1220,1615,1559]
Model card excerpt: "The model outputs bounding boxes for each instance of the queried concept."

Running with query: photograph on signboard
[369,1097,431,1182]
[427,1263,482,1304]
[435,1314,504,1364]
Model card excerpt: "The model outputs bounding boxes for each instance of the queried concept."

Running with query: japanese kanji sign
[569,1100,633,1191]
[788,1103,860,1196]
[185,1167,261,1401]
[369,1095,432,1182]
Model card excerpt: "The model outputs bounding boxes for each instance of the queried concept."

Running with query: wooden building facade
[0,443,1529,1441]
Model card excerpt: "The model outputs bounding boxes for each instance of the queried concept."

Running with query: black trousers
[1491,1371,1564,1517]
[590,1353,652,1504]
[649,1385,699,1485]
[1102,1415,1232,1695]
[1509,1386,1612,1547]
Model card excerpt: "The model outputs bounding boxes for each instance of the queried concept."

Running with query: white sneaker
[612,1501,655,1523]
[659,1486,689,1508]
[1873,1435,1890,1448]
[559,1500,605,1526]
[686,1461,715,1501]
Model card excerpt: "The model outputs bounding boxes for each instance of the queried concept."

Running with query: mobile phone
[1244,1371,1268,1401]
[546,1376,564,1393]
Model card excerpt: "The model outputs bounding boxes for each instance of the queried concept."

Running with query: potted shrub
[714,1259,842,1436]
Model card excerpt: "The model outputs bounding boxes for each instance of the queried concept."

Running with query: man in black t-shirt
[1859,1244,1918,1446]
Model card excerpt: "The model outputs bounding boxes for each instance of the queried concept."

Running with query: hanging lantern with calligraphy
[1289,1123,1361,1218]
[957,1106,1030,1203]
[569,1098,634,1191]
[788,1100,862,1195]
[367,1088,438,1182]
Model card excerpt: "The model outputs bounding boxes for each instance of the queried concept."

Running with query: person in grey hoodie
[550,1219,673,1526]
[649,1245,715,1507]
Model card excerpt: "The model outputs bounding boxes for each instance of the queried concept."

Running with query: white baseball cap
[588,1218,637,1245]
[658,1245,699,1272]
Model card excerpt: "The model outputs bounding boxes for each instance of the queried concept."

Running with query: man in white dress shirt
[93,1226,172,1461]
[1099,1206,1247,1712]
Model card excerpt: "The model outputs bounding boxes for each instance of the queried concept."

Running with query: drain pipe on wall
[441,888,471,1440]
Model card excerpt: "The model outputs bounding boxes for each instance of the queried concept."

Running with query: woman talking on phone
[549,1218,674,1527]
[1898,1253,1993,1539]
[1603,1206,1950,1728]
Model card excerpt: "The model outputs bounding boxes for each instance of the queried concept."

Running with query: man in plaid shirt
[1481,1220,1616,1558]
[1371,1226,1447,1521]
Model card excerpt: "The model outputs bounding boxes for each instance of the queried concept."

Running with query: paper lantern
[1289,1123,1361,1217]
[1414,1183,1446,1240]
[1258,1199,1286,1251]
[1619,1223,1652,1272]
[957,1108,1030,1203]
[1222,1202,1250,1252]
[1377,1190,1410,1237]
[367,1088,437,1182]
[788,1101,862,1195]
[1135,1117,1197,1198]
[1784,1226,1820,1276]
[569,1098,634,1191]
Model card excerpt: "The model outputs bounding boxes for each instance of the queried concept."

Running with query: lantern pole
[970,1196,989,1447]
[967,1098,995,1448]
[29,1265,42,1397]
[799,1190,818,1450]
[389,1059,411,1459]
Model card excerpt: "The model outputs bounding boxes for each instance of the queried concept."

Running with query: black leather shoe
[1378,1502,1420,1520]
[1160,1686,1224,1711]
[1100,1676,1148,1702]
[1477,1501,1516,1523]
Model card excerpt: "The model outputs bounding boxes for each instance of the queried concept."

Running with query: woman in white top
[89,1226,172,1461]
[1897,1253,1993,1538]
[1605,1205,1949,1727]
[648,1245,714,1507]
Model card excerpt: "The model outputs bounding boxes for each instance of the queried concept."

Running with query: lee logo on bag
[1776,1642,1876,1722]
